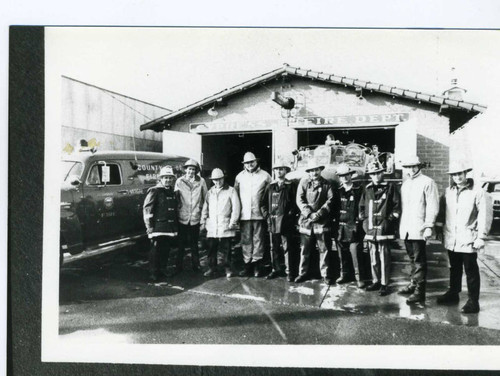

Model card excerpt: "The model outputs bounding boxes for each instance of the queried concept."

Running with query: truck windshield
[62,161,83,182]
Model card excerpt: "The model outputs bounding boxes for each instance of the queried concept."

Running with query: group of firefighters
[143,151,493,314]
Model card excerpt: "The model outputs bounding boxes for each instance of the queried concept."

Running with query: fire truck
[286,142,402,184]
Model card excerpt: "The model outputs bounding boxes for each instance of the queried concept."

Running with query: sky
[47,28,500,111]
[46,27,500,177]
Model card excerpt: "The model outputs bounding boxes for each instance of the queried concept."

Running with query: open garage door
[202,132,272,185]
[162,130,202,164]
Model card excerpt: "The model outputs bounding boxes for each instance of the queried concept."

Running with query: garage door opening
[201,132,272,186]
[298,128,395,154]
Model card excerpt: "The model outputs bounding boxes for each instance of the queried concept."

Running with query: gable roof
[140,63,487,132]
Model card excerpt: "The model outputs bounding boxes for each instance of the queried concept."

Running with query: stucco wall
[166,76,453,191]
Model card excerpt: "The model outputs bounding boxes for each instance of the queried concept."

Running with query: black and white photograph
[8,21,500,373]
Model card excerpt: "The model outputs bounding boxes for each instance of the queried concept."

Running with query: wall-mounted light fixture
[355,87,364,100]
[207,105,218,117]
[271,92,295,110]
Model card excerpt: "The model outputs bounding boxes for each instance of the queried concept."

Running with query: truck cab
[60,150,188,263]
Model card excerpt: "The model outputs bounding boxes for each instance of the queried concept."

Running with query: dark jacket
[359,181,401,241]
[143,183,179,237]
[261,179,297,234]
[296,176,334,235]
[336,184,365,242]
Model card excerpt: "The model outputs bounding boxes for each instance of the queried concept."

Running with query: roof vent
[443,67,467,101]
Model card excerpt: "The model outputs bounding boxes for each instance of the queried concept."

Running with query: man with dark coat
[335,164,367,288]
[359,161,401,296]
[143,166,179,282]
[261,157,297,281]
[295,160,335,285]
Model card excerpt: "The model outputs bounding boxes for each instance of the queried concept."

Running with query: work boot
[266,270,281,280]
[203,269,217,278]
[239,263,253,277]
[254,261,266,278]
[406,283,425,304]
[336,274,353,284]
[379,284,389,296]
[357,281,366,289]
[461,299,480,314]
[149,273,164,283]
[192,263,201,273]
[398,282,416,295]
[323,277,334,286]
[294,274,308,283]
[365,281,381,291]
[436,290,460,305]
[174,265,184,275]
[225,267,234,278]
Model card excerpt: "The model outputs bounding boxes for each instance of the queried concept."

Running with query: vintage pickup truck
[60,150,188,264]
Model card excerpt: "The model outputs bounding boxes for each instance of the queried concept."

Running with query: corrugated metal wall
[61,77,169,155]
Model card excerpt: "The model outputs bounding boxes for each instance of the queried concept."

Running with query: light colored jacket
[399,172,439,240]
[175,175,208,225]
[201,184,241,238]
[436,180,493,253]
[234,167,271,220]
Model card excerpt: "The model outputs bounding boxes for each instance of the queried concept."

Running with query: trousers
[240,220,265,264]
[369,240,391,286]
[298,231,332,279]
[448,250,480,301]
[337,241,366,282]
[149,236,173,277]
[270,233,294,275]
[207,237,233,271]
[404,238,427,284]
[176,223,200,269]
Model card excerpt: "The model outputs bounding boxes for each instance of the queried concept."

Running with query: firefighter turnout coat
[359,181,401,241]
[261,179,297,234]
[336,184,365,242]
[143,183,179,237]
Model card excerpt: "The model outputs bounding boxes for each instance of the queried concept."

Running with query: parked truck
[60,150,188,265]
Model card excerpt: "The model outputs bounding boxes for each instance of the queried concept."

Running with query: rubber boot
[239,262,253,277]
[406,282,426,304]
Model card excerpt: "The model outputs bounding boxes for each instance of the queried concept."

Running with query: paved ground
[59,234,500,345]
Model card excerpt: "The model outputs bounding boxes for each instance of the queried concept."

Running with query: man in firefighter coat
[435,162,493,313]
[359,161,401,296]
[295,160,335,285]
[235,152,272,277]
[398,155,439,304]
[335,164,367,288]
[261,157,297,281]
[143,166,179,282]
[174,159,207,273]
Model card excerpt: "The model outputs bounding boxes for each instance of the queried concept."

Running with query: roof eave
[140,66,288,132]
[140,64,487,132]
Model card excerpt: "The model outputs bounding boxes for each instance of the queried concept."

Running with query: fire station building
[140,64,486,192]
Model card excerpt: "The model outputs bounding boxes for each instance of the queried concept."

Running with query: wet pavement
[59,235,500,344]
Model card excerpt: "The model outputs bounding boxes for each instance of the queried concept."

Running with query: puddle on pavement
[287,286,315,296]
